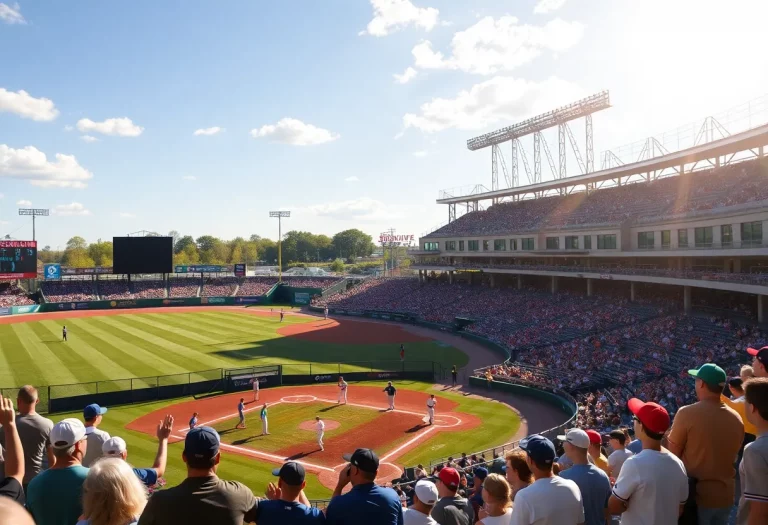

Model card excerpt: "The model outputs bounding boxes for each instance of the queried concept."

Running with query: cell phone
[346,466,352,476]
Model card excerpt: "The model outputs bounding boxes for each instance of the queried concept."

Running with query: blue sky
[2,0,767,249]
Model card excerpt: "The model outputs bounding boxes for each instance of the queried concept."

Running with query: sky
[2,0,768,249]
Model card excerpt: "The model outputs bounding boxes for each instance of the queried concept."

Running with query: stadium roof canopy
[437,122,768,205]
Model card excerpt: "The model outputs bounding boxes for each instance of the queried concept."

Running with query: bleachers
[41,281,95,302]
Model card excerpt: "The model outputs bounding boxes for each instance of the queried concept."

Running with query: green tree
[174,235,196,254]
[87,241,113,267]
[66,236,88,251]
[64,249,95,268]
[332,229,374,260]
[330,258,345,273]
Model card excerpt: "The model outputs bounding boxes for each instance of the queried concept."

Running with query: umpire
[383,382,396,411]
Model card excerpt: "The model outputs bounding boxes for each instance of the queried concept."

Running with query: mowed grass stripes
[0,311,468,388]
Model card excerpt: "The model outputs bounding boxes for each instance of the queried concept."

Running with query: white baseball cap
[50,418,87,449]
[414,480,439,505]
[557,428,590,449]
[102,436,128,456]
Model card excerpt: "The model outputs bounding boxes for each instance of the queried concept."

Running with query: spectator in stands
[0,497,35,525]
[504,449,533,500]
[325,448,403,525]
[414,464,428,480]
[585,430,609,475]
[749,347,768,378]
[667,363,744,525]
[0,385,54,489]
[511,434,584,525]
[469,467,487,519]
[606,430,633,479]
[83,403,110,468]
[138,426,259,525]
[102,414,173,488]
[0,394,24,505]
[721,377,757,462]
[76,457,147,525]
[737,377,768,525]
[477,474,512,525]
[254,461,324,524]
[26,418,90,525]
[431,467,474,525]
[557,429,611,525]
[404,479,439,525]
[608,398,688,524]
[489,452,505,475]
[741,365,755,381]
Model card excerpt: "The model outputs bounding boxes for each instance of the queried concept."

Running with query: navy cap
[342,448,380,473]
[83,403,108,420]
[473,467,488,480]
[184,426,220,460]
[519,434,556,465]
[271,461,306,486]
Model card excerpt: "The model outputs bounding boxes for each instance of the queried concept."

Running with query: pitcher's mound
[298,419,340,431]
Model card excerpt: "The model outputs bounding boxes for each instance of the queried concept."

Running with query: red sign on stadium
[0,240,38,280]
[379,234,415,246]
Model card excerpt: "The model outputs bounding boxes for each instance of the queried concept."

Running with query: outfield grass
[49,381,520,499]
[0,311,468,388]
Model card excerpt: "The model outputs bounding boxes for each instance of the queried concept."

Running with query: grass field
[0,310,468,388]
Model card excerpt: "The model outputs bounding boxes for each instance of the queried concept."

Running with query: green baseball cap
[688,363,727,387]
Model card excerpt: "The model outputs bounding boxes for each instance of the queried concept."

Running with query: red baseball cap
[586,429,602,445]
[748,346,768,366]
[628,398,670,435]
[438,467,460,490]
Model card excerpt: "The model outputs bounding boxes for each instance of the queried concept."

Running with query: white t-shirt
[403,508,438,525]
[316,420,325,433]
[607,448,634,478]
[510,476,584,525]
[427,399,436,409]
[611,449,688,525]
[480,509,513,525]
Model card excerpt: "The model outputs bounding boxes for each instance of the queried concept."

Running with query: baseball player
[383,381,397,411]
[260,403,269,435]
[279,309,284,322]
[236,398,246,429]
[399,344,405,362]
[426,394,436,425]
[315,416,325,451]
[62,325,68,342]
[253,377,260,401]
[189,412,199,430]
[324,307,328,320]
[451,365,458,387]
[337,376,348,404]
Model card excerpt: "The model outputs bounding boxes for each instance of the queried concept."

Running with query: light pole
[18,208,49,241]
[269,211,290,282]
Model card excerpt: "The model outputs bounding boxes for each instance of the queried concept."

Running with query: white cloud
[0,144,94,188]
[118,212,135,218]
[402,75,582,133]
[534,0,567,14]
[80,135,98,143]
[63,125,74,132]
[52,202,91,217]
[76,117,143,137]
[0,2,24,24]
[16,199,31,206]
[193,126,224,136]
[412,150,428,157]
[0,88,59,121]
[182,175,197,181]
[360,0,439,37]
[308,197,403,221]
[344,176,360,182]
[409,16,584,75]
[251,118,340,146]
[393,67,418,84]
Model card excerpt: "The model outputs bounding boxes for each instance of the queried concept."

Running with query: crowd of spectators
[98,280,131,300]
[168,278,200,298]
[41,281,95,302]
[0,283,34,307]
[236,277,278,296]
[201,277,237,297]
[282,277,344,290]
[132,280,166,299]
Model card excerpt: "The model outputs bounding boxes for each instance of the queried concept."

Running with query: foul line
[380,426,438,462]
[314,398,434,420]
[180,401,284,434]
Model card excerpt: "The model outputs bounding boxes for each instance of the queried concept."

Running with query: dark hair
[745,377,768,421]
[641,423,664,442]
[609,430,626,445]
[185,455,217,470]
[17,385,38,404]
[700,379,723,395]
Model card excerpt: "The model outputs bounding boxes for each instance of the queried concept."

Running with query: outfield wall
[38,296,266,312]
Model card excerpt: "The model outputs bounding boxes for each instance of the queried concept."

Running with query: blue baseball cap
[83,404,108,420]
[473,467,489,480]
[185,426,220,460]
[519,434,556,465]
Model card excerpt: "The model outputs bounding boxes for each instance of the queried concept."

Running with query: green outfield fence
[0,360,439,414]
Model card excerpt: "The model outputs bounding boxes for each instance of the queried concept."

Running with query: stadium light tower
[18,208,49,241]
[269,211,290,282]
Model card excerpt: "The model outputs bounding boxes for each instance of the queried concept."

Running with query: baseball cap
[271,461,306,486]
[688,363,727,387]
[102,436,127,456]
[748,346,768,366]
[50,418,87,449]
[184,426,220,460]
[83,403,108,420]
[414,480,439,505]
[586,430,602,445]
[557,428,590,449]
[728,377,744,389]
[473,466,488,481]
[438,467,460,490]
[628,398,670,435]
[519,434,556,465]
[342,448,379,473]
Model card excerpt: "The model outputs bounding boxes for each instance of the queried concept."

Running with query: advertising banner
[201,297,227,304]
[10,305,39,315]
[234,263,246,277]
[44,264,61,280]
[0,307,10,316]
[234,297,262,305]
[294,292,310,305]
[175,265,231,274]
[61,267,112,276]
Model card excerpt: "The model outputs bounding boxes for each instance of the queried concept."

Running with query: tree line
[37,229,377,268]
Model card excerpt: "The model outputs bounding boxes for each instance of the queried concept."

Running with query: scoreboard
[0,241,37,279]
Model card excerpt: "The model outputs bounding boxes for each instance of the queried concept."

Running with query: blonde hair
[741,365,755,380]
[482,473,512,511]
[81,458,147,525]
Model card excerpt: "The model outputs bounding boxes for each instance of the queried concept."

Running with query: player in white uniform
[315,416,325,451]
[324,307,328,320]
[253,377,260,401]
[337,376,348,404]
[426,394,436,425]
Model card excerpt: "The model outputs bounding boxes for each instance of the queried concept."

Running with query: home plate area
[128,385,476,490]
